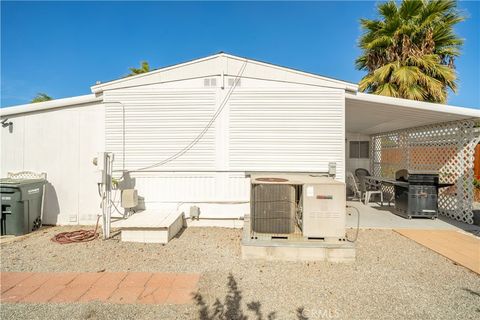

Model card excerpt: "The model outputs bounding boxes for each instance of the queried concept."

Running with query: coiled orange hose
[51,216,101,244]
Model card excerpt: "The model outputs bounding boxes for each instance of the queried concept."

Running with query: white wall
[1,64,348,225]
[345,132,371,176]
[104,76,345,219]
[1,102,105,225]
[228,87,345,174]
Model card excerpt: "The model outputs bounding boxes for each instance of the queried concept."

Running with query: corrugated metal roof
[346,92,480,134]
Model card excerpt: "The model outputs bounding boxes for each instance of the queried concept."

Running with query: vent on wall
[204,78,217,87]
[228,78,241,87]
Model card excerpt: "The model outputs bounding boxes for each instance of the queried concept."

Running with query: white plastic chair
[346,172,363,201]
[360,176,383,206]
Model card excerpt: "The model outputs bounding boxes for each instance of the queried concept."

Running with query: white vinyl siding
[228,88,345,179]
[104,89,217,172]
[103,79,346,216]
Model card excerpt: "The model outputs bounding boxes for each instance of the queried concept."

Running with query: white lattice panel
[371,120,479,224]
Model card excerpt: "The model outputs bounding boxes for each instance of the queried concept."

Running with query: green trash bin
[1,178,46,236]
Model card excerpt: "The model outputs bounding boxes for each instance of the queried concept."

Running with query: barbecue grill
[393,170,453,219]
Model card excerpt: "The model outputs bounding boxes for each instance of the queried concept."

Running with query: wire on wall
[131,59,249,172]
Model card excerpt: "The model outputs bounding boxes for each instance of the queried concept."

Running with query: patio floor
[346,200,480,235]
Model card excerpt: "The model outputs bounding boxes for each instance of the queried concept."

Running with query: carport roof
[346,92,480,135]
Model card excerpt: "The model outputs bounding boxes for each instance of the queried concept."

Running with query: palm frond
[355,55,368,70]
[401,83,427,100]
[358,73,377,92]
[375,82,399,97]
[373,62,397,83]
[356,0,464,103]
[366,35,394,49]
[378,1,398,19]
[360,18,383,32]
[391,65,421,86]
[399,0,423,20]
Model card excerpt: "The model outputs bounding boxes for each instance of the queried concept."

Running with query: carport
[345,92,480,225]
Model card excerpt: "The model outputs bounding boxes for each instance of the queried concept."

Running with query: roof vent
[204,78,217,87]
[228,78,241,87]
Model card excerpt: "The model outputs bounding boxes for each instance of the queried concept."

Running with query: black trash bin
[1,178,45,236]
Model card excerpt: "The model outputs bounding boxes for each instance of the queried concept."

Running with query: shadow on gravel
[193,273,308,320]
[463,288,480,297]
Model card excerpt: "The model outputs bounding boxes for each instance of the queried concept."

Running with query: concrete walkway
[346,201,480,235]
[0,272,200,304]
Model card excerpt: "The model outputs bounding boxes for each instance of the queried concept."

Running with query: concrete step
[113,210,185,244]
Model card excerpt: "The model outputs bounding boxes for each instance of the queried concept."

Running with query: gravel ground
[1,226,479,320]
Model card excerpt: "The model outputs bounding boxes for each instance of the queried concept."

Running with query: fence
[371,120,479,224]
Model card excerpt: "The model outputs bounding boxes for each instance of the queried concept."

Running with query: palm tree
[356,0,465,103]
[128,61,150,76]
[31,93,53,103]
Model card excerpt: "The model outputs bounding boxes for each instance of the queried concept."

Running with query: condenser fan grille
[251,184,296,234]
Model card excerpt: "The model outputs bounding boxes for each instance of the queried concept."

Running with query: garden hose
[51,215,101,244]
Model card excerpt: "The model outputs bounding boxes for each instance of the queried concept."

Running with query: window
[350,141,369,159]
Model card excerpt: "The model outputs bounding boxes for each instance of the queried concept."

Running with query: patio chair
[354,168,371,179]
[355,168,380,190]
[364,187,383,206]
[346,172,363,201]
[356,172,383,206]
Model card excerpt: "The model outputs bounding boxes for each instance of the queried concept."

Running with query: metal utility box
[0,178,45,236]
[250,174,346,240]
[302,179,346,239]
[121,189,138,209]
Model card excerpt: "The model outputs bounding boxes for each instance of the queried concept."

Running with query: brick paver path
[0,272,200,304]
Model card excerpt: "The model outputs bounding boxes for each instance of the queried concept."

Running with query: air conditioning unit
[250,174,346,240]
[251,183,296,234]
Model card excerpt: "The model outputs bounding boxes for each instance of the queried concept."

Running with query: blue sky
[1,1,479,108]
